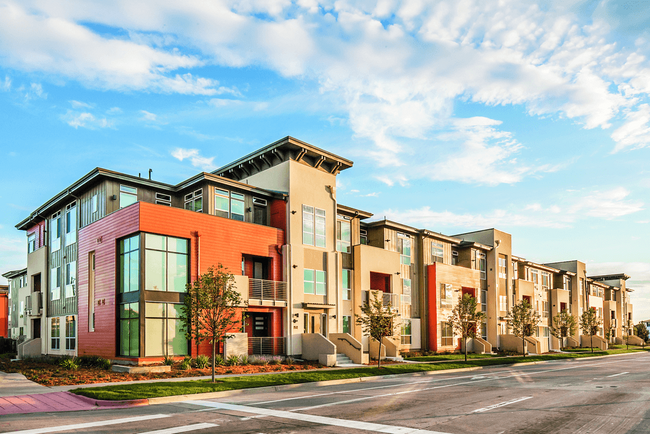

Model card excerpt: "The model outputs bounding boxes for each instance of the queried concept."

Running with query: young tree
[549,310,577,351]
[635,323,649,349]
[604,324,613,344]
[579,307,602,354]
[506,300,541,357]
[447,293,486,362]
[180,265,247,382]
[355,291,399,368]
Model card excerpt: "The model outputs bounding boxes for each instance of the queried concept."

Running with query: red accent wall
[0,292,8,338]
[269,199,286,234]
[26,221,46,249]
[77,202,286,359]
[370,272,391,292]
[427,264,437,352]
[461,287,476,298]
[77,204,140,358]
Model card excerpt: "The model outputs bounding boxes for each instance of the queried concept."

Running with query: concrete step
[336,354,353,365]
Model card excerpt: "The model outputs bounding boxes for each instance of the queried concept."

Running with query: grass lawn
[405,353,498,362]
[72,348,647,401]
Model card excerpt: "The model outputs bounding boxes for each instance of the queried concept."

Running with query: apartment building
[3,136,637,363]
[0,284,9,338]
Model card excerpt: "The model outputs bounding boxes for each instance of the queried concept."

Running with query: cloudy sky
[1,0,649,319]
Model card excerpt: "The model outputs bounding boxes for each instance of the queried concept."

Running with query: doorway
[32,318,41,339]
[250,313,271,338]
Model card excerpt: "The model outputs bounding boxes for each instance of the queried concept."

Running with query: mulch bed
[0,357,322,387]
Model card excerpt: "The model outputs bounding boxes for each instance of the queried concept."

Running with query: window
[50,211,61,252]
[499,295,507,312]
[531,269,539,285]
[144,234,189,292]
[316,270,327,295]
[91,194,98,214]
[119,302,139,357]
[579,278,584,295]
[89,251,95,332]
[336,216,351,253]
[50,267,61,301]
[28,233,36,254]
[512,261,518,280]
[342,315,351,334]
[441,322,454,346]
[65,202,77,245]
[481,289,487,313]
[51,317,60,350]
[302,205,326,247]
[360,229,368,245]
[342,269,351,300]
[398,235,411,265]
[498,256,507,279]
[542,301,549,318]
[304,269,315,294]
[401,319,412,345]
[402,278,412,305]
[253,197,268,225]
[541,272,550,289]
[481,321,488,340]
[431,241,443,263]
[119,235,140,293]
[304,313,309,333]
[440,283,453,307]
[65,316,76,350]
[215,189,229,218]
[145,303,187,356]
[155,193,172,206]
[452,250,458,265]
[231,192,245,221]
[476,251,486,280]
[184,189,203,212]
[563,276,571,290]
[120,185,137,208]
[65,261,76,298]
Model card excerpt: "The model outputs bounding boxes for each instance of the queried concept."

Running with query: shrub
[239,355,249,365]
[213,355,224,366]
[249,355,270,365]
[271,355,283,365]
[226,355,240,366]
[179,359,191,371]
[163,356,175,366]
[285,356,295,365]
[59,357,79,370]
[77,356,111,370]
[195,355,210,369]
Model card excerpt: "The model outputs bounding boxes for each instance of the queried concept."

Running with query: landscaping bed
[0,354,321,387]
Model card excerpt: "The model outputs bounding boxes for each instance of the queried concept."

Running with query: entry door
[320,313,327,336]
[32,318,41,339]
[251,313,271,337]
[253,260,268,280]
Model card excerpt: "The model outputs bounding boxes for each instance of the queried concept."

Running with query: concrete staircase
[336,353,364,367]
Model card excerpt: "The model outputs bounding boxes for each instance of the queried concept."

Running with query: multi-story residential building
[3,136,637,362]
[0,284,8,338]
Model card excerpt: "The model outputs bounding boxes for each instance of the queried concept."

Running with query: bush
[195,355,210,369]
[226,355,240,366]
[59,357,79,370]
[179,359,191,371]
[285,356,295,365]
[77,356,111,370]
[163,356,175,366]
[271,356,282,365]
[239,355,249,365]
[213,355,224,366]
[249,355,270,365]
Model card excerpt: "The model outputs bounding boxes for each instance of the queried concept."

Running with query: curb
[72,391,149,408]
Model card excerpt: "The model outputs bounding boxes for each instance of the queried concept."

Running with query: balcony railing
[249,279,287,301]
[248,337,285,356]
[383,293,400,312]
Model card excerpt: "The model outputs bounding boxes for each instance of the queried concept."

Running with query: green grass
[72,348,647,401]
[405,353,498,362]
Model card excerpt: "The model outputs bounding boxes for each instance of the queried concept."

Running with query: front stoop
[111,365,172,374]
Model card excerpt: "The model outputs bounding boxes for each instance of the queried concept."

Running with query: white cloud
[569,187,644,219]
[1,75,10,91]
[171,147,216,171]
[611,104,650,152]
[62,110,113,129]
[70,100,93,109]
[588,261,650,322]
[140,110,157,122]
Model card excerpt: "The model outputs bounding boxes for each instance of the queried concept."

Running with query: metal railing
[249,279,287,301]
[383,293,400,312]
[248,337,285,355]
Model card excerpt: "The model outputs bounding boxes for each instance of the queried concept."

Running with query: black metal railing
[249,279,287,301]
[248,337,285,355]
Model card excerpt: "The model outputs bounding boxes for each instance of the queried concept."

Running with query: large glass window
[28,233,36,254]
[145,303,187,356]
[145,234,189,292]
[302,205,314,245]
[215,189,229,218]
[65,202,77,246]
[184,189,203,212]
[342,315,351,334]
[119,302,139,357]
[231,192,245,221]
[51,317,60,350]
[342,269,351,300]
[431,241,443,263]
[336,216,351,253]
[402,278,412,305]
[65,261,76,298]
[440,283,453,307]
[50,266,61,301]
[441,322,453,346]
[476,251,486,280]
[50,211,61,252]
[398,235,411,265]
[315,209,326,248]
[303,269,315,294]
[498,255,507,279]
[401,319,412,345]
[119,235,140,293]
[316,270,327,295]
[65,316,76,350]
[120,185,137,208]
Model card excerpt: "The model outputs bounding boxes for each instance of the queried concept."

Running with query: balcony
[249,278,287,301]
[362,290,400,313]
[25,292,43,316]
[248,337,285,356]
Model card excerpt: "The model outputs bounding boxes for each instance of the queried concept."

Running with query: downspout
[285,195,293,356]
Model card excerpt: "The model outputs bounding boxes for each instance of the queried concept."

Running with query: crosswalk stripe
[137,423,219,434]
[7,414,171,434]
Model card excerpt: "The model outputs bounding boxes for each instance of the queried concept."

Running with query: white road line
[607,372,629,377]
[473,396,533,413]
[137,423,219,434]
[7,414,171,434]
[187,401,450,434]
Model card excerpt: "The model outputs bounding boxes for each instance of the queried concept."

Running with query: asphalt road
[3,352,650,434]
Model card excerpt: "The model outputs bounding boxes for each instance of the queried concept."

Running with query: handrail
[334,336,361,351]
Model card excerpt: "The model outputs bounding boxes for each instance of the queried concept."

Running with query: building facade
[3,136,638,362]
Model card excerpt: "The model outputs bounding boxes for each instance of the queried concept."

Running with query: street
[3,352,650,434]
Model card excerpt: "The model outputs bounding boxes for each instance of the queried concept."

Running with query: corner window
[65,202,77,246]
[51,317,60,350]
[50,211,61,252]
[65,261,76,298]
[145,303,187,356]
[65,316,76,350]
[119,235,140,293]
[144,234,189,292]
[336,216,351,253]
[50,267,61,301]
[431,241,443,263]
[120,185,137,209]
[28,233,36,254]
[342,269,351,300]
[184,189,203,212]
[119,302,139,357]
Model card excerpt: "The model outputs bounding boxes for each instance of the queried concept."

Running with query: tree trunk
[522,336,526,357]
[377,342,382,369]
[464,336,468,362]
[212,340,216,383]
[591,334,593,353]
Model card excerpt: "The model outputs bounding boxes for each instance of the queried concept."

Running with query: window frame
[51,266,61,301]
[65,261,76,298]
[65,316,76,350]
[342,269,352,300]
[431,241,443,264]
[65,202,77,246]
[155,192,172,207]
[50,211,61,252]
[27,233,36,254]
[440,283,453,307]
[119,185,138,209]
[51,317,60,350]
[441,322,454,346]
[336,215,351,253]
[184,189,203,213]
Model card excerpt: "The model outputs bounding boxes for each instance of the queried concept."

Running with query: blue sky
[1,0,649,319]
